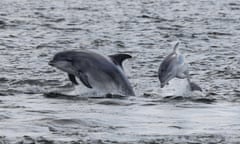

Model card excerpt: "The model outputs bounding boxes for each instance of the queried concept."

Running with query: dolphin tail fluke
[189,82,202,92]
[185,71,202,92]
[109,54,132,68]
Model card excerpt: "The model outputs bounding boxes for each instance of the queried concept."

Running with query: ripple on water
[138,134,226,144]
[145,95,216,105]
[0,114,10,120]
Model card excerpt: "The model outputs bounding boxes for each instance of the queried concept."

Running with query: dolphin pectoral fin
[68,74,79,85]
[78,72,92,89]
[189,82,202,92]
[109,54,132,68]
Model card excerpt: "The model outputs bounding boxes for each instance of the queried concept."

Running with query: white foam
[161,78,191,97]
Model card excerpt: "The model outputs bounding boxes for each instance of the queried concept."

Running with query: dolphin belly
[86,67,135,96]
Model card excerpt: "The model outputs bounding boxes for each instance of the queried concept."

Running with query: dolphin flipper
[68,74,79,85]
[189,82,202,92]
[109,54,132,68]
[77,71,92,88]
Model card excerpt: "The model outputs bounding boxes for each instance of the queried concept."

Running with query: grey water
[0,0,240,143]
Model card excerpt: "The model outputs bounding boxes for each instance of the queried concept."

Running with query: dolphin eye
[65,58,73,63]
[161,69,166,73]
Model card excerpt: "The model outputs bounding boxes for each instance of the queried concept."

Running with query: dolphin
[49,50,135,96]
[158,42,202,91]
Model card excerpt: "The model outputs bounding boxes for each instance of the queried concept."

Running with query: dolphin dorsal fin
[109,54,132,68]
[173,41,180,53]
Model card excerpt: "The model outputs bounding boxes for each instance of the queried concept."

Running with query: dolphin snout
[160,83,165,88]
[48,60,55,66]
[160,81,169,88]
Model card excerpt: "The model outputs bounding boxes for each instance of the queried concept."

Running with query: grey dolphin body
[49,50,135,96]
[158,42,202,91]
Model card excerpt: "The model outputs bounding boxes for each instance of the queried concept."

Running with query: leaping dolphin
[49,50,135,96]
[158,42,202,91]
